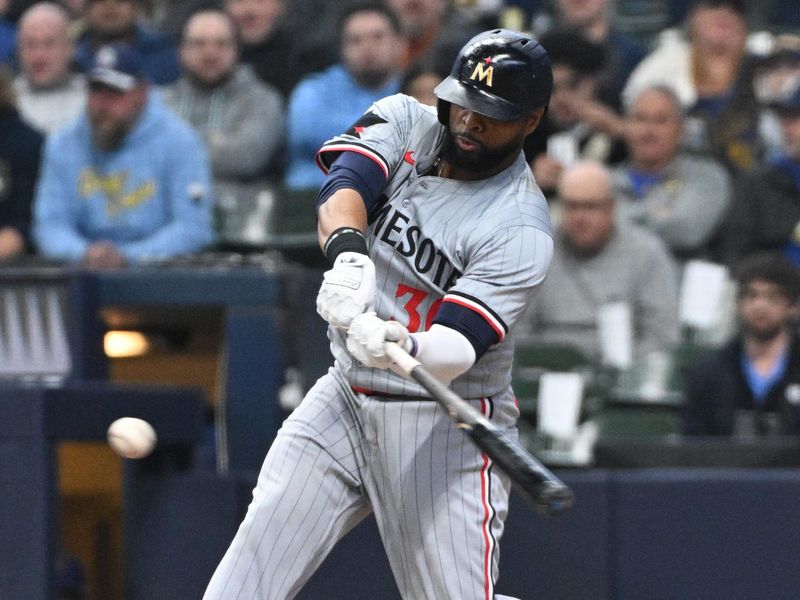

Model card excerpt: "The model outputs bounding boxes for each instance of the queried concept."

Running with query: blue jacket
[683,336,800,436]
[284,64,400,190]
[74,24,180,85]
[33,94,214,262]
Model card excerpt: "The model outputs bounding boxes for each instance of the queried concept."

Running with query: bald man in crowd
[14,2,87,134]
[517,161,680,363]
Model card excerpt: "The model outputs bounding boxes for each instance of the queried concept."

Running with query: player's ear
[523,107,546,136]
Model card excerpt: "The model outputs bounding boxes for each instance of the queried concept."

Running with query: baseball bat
[385,342,574,516]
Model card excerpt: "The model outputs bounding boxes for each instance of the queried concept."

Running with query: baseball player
[204,29,553,600]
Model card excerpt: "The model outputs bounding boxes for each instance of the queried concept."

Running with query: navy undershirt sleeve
[316,152,386,213]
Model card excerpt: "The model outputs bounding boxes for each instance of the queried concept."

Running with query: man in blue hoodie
[33,43,215,268]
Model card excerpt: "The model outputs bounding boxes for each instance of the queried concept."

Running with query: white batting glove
[347,312,409,370]
[316,252,376,328]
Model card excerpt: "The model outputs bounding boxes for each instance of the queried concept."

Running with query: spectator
[164,10,285,182]
[623,0,762,174]
[387,0,478,71]
[518,161,679,363]
[0,68,43,260]
[752,34,800,160]
[14,2,87,135]
[613,85,731,262]
[33,44,214,268]
[223,0,300,98]
[683,252,800,437]
[398,54,449,106]
[527,28,627,197]
[722,79,800,268]
[74,0,180,85]
[284,2,405,191]
[280,0,368,83]
[551,0,647,109]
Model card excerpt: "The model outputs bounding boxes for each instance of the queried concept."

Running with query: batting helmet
[434,29,552,125]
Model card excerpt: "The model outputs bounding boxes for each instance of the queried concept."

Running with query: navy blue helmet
[434,29,553,124]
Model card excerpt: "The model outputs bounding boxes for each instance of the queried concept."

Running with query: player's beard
[440,128,519,173]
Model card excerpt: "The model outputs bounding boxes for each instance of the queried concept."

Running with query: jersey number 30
[394,284,442,332]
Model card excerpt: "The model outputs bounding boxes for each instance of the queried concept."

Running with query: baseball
[107,417,157,459]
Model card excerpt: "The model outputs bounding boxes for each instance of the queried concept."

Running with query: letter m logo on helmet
[469,60,494,87]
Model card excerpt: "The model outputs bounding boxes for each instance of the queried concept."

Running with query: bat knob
[535,482,575,516]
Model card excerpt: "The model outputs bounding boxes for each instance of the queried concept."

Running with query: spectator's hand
[84,241,126,270]
[531,154,564,191]
[571,97,626,138]
[0,227,26,260]
[317,251,376,328]
[346,312,409,370]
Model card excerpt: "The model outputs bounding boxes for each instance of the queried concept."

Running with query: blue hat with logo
[88,44,147,91]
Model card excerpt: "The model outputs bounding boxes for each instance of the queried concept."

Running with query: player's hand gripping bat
[385,342,574,516]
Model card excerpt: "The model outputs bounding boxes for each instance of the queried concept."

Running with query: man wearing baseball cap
[722,78,800,267]
[32,43,215,268]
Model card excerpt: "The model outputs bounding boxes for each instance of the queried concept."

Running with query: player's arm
[315,152,387,328]
[348,317,476,385]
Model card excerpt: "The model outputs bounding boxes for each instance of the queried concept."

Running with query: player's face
[180,12,238,87]
[341,11,403,89]
[443,103,543,178]
[18,13,74,88]
[738,280,798,342]
[626,89,683,170]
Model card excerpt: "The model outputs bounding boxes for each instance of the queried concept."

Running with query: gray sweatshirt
[163,65,285,180]
[518,220,680,362]
[612,153,731,261]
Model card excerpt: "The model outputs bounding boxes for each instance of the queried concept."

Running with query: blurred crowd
[0,0,793,263]
[1,0,800,431]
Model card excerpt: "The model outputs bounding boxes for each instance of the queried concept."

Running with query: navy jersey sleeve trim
[316,141,389,178]
[442,292,508,336]
[432,298,504,360]
[316,152,387,213]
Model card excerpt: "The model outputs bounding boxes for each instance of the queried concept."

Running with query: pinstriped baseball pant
[203,368,518,600]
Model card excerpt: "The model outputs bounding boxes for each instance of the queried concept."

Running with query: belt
[351,386,430,401]
[351,385,488,404]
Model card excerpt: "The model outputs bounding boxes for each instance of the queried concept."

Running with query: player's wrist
[323,227,368,265]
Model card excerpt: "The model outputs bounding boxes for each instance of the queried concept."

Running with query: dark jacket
[683,335,800,436]
[0,108,43,244]
[721,161,800,267]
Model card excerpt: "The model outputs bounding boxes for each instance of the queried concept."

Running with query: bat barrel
[529,481,574,516]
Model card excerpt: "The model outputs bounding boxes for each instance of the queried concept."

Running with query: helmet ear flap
[436,98,451,126]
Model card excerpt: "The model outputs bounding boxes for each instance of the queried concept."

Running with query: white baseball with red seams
[107,417,157,459]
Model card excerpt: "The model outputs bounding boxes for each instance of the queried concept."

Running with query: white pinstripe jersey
[318,94,553,400]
